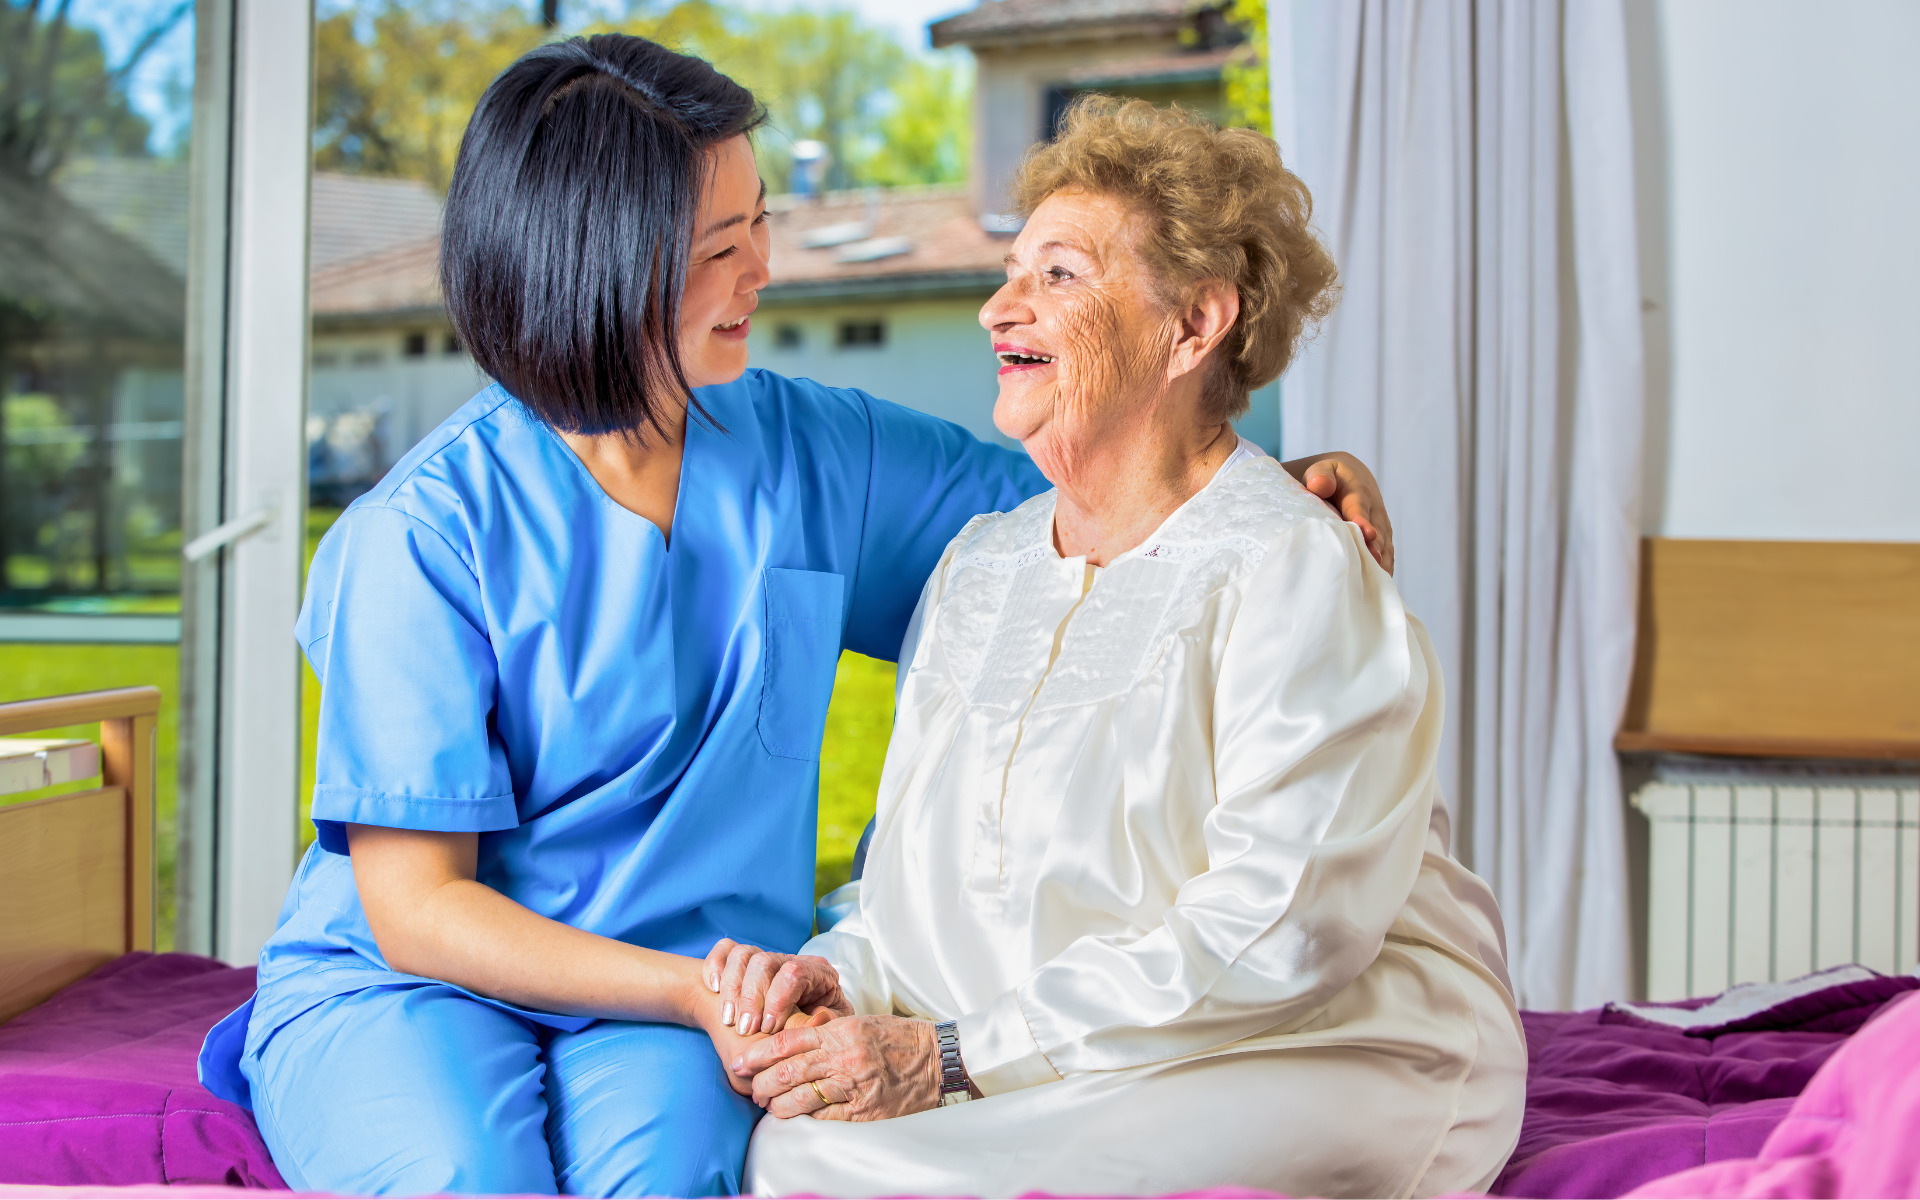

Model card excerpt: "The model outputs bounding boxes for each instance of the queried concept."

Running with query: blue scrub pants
[245,984,759,1196]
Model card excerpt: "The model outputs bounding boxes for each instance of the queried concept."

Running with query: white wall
[1632,0,1920,541]
[309,330,486,484]
[969,35,1179,215]
[748,297,1016,447]
[309,356,485,451]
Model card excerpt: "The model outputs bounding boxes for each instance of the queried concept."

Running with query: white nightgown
[745,444,1526,1199]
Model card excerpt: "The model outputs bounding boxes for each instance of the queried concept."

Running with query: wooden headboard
[0,687,159,1024]
[1619,538,1920,760]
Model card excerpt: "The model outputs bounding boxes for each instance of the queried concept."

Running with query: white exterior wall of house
[1630,0,1920,541]
[748,297,1014,446]
[968,35,1180,214]
[308,302,1020,474]
[308,328,485,492]
[747,296,1284,458]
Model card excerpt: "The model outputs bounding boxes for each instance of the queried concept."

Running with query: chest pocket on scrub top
[758,567,847,761]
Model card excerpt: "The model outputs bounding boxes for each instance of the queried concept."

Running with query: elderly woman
[719,98,1526,1198]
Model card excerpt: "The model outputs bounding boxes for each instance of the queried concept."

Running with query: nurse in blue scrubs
[197,33,1395,1199]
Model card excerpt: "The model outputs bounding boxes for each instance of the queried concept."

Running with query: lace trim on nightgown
[931,449,1338,712]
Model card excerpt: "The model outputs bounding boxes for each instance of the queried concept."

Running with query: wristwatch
[934,1020,975,1106]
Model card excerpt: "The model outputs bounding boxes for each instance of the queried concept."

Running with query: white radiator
[1632,760,1920,1001]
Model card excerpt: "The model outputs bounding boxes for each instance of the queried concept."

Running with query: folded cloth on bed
[1603,965,1919,1034]
[1493,968,1920,1199]
[1626,989,1920,1198]
[0,953,283,1189]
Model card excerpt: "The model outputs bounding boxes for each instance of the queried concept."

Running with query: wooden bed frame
[0,687,158,1024]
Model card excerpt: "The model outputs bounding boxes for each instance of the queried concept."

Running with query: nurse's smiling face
[679,135,772,391]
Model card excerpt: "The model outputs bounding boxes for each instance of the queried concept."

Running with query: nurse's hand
[699,1004,833,1098]
[703,939,852,1036]
[1282,451,1395,574]
[731,1015,941,1121]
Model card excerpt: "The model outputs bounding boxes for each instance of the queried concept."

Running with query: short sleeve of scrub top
[299,505,516,855]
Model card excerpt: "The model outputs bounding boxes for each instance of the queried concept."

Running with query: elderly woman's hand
[1283,452,1395,574]
[728,1014,942,1121]
[703,938,853,1036]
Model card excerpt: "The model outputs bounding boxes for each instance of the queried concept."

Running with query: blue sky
[731,0,968,50]
[72,0,196,154]
[79,1,973,154]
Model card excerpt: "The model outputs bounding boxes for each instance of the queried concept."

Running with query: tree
[0,2,191,596]
[855,52,970,189]
[0,0,187,180]
[313,2,549,190]
[669,6,970,192]
[710,8,907,192]
[316,0,971,196]
[1220,0,1270,137]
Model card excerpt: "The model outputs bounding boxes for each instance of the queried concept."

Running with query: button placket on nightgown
[961,556,1089,905]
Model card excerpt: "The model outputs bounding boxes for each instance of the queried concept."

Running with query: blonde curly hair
[1010,96,1338,419]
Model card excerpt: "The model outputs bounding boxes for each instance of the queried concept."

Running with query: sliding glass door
[180,0,312,962]
[0,1,201,946]
[0,0,312,963]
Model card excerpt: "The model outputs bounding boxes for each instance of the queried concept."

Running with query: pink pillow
[1629,991,1920,1198]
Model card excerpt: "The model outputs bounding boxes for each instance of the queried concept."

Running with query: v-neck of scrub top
[534,413,729,790]
[518,409,723,822]
[539,414,691,551]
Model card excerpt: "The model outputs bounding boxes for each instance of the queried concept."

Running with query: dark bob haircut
[441,35,764,438]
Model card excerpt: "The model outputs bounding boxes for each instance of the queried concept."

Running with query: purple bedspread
[3,953,1915,1196]
[0,953,283,1189]
[1492,973,1919,1198]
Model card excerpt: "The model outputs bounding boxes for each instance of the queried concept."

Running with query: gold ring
[808,1079,830,1108]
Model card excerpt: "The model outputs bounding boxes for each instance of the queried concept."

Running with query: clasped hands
[698,938,945,1121]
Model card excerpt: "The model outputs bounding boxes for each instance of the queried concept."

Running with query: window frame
[176,0,313,963]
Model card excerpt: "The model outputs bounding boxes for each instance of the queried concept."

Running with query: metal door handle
[182,507,278,563]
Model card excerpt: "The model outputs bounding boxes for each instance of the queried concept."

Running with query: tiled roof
[931,0,1188,46]
[53,160,445,323]
[311,187,1010,319]
[310,236,442,319]
[307,172,443,271]
[0,166,182,338]
[762,187,1009,298]
[54,158,191,277]
[53,159,443,281]
[56,160,1002,319]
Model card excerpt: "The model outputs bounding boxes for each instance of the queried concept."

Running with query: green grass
[297,506,896,900]
[296,508,340,856]
[815,651,896,898]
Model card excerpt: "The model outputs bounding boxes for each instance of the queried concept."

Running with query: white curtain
[1272,0,1645,1010]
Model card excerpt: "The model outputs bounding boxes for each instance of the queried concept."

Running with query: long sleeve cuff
[954,989,1061,1095]
[799,923,893,1017]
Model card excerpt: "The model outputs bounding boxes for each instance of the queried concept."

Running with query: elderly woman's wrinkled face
[980,189,1177,468]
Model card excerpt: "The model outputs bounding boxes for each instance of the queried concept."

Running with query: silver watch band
[934,1020,973,1102]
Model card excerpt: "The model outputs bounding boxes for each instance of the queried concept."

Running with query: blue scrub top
[199,369,1043,1107]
